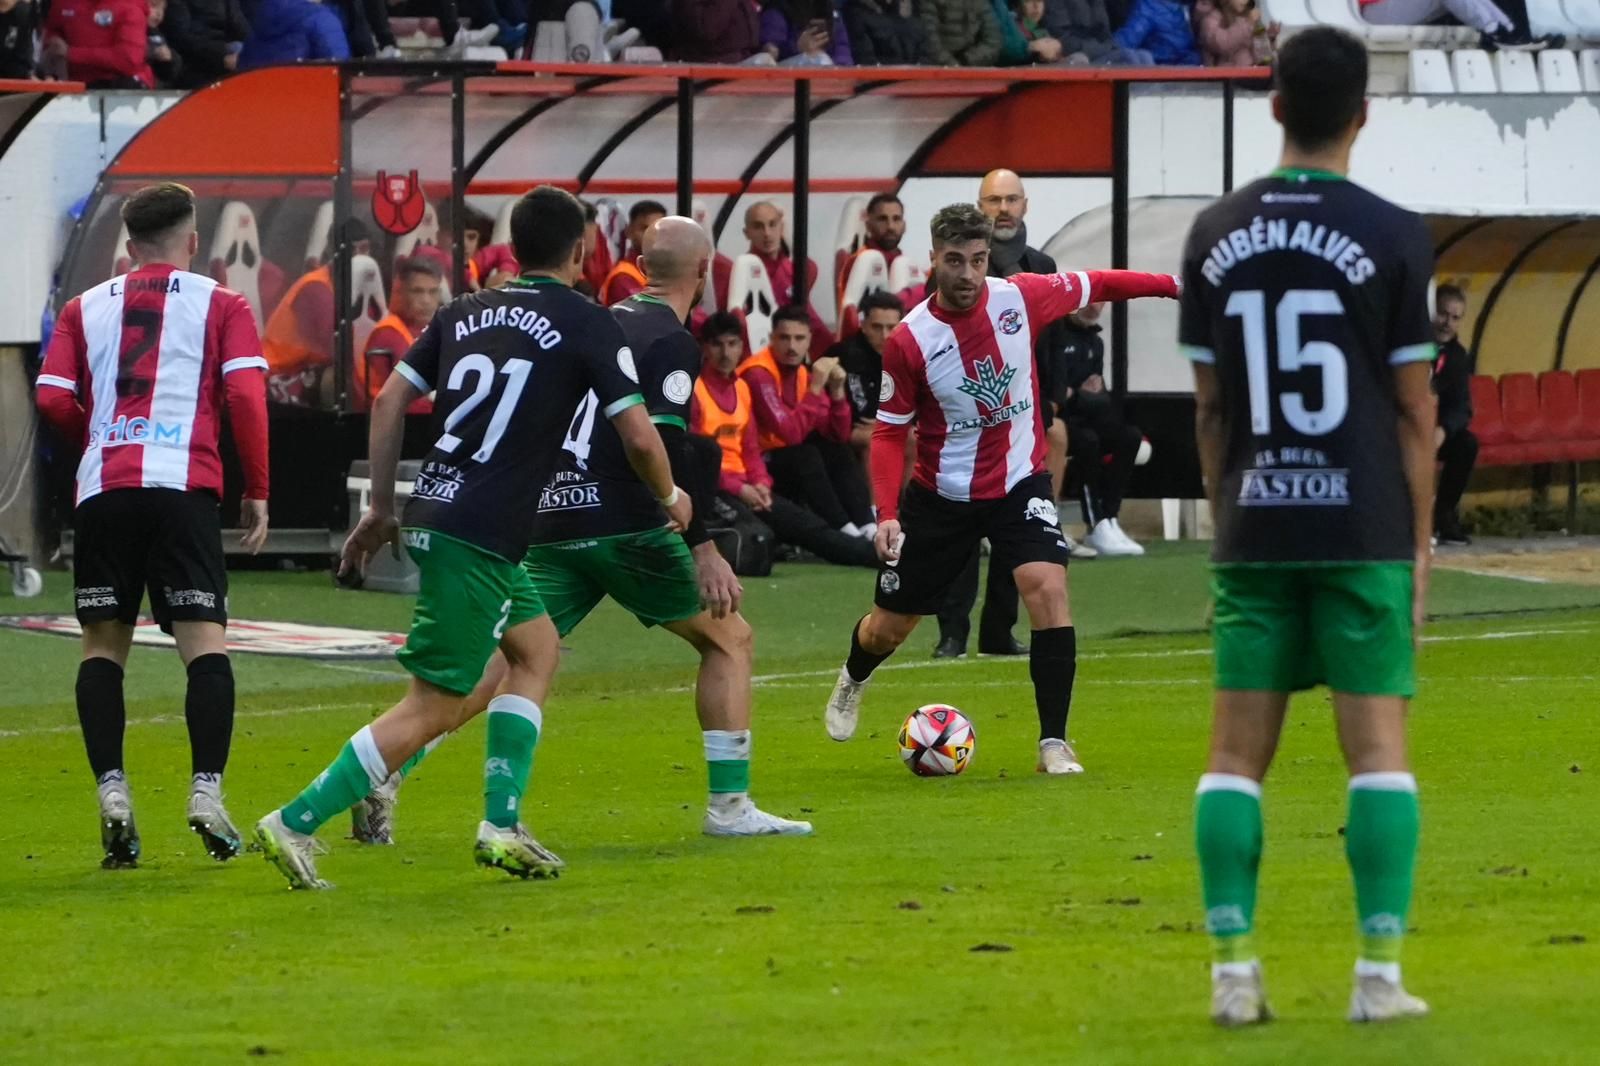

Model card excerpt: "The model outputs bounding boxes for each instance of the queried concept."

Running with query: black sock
[184,654,235,776]
[76,657,126,779]
[845,616,893,683]
[1029,626,1077,741]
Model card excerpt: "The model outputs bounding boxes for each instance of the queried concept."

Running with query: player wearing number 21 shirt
[822,201,1180,775]
[254,187,689,890]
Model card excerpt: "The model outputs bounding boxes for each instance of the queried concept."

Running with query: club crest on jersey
[879,375,895,403]
[1024,497,1059,526]
[662,370,693,405]
[997,308,1023,335]
[878,570,900,594]
[957,356,1016,411]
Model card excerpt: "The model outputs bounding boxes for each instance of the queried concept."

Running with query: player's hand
[693,541,743,619]
[874,519,904,564]
[662,486,693,533]
[239,498,270,555]
[1412,547,1431,650]
[1082,374,1105,394]
[340,507,400,581]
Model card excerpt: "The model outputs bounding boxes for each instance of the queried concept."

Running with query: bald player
[350,217,814,842]
[715,200,833,356]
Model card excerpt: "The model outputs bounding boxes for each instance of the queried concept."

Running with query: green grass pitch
[1,543,1595,1064]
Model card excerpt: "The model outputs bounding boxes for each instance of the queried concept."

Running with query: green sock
[280,727,387,835]
[704,729,752,796]
[1195,773,1264,964]
[1346,772,1420,965]
[484,696,541,829]
[395,732,447,780]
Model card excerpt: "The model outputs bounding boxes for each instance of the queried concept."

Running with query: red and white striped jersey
[877,272,1090,503]
[37,263,270,507]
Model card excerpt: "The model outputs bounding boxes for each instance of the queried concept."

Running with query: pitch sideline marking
[0,701,374,741]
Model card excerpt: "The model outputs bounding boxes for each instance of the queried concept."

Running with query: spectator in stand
[263,218,370,406]
[1046,0,1152,64]
[1195,0,1276,66]
[1113,0,1201,65]
[827,288,904,465]
[838,192,906,304]
[600,199,668,305]
[761,0,853,65]
[238,0,350,68]
[1361,0,1549,49]
[147,0,182,86]
[1051,301,1146,556]
[918,0,1001,66]
[843,0,931,63]
[738,305,876,538]
[994,0,1065,64]
[160,0,249,87]
[358,256,442,415]
[44,0,155,88]
[694,312,878,567]
[714,200,834,356]
[0,0,35,80]
[671,0,767,63]
[1431,284,1477,546]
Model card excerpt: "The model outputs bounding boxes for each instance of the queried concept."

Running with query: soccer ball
[898,704,976,777]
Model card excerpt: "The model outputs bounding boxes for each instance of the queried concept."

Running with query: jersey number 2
[1224,289,1349,436]
[435,354,533,462]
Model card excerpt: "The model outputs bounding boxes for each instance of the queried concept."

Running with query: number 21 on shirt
[1224,289,1349,437]
[434,354,533,462]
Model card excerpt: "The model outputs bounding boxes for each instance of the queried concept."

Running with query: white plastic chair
[1536,49,1583,90]
[304,201,334,273]
[726,253,777,353]
[887,254,928,299]
[836,249,889,339]
[1451,49,1500,92]
[1408,49,1456,93]
[349,253,388,359]
[209,201,265,328]
[1563,0,1600,39]
[1495,50,1542,92]
[1579,48,1600,90]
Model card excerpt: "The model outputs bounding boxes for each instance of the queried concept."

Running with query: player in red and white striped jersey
[823,202,1178,773]
[34,183,270,869]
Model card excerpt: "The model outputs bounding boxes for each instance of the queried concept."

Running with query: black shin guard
[184,653,235,776]
[76,657,127,779]
[846,616,893,683]
[1029,626,1077,741]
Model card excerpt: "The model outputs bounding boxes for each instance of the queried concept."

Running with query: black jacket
[843,0,933,64]
[1044,0,1121,61]
[829,331,882,423]
[1048,317,1117,423]
[161,0,249,87]
[0,2,35,79]
[1433,337,1474,437]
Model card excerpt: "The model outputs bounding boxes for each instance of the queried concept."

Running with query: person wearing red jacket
[35,183,269,870]
[714,200,835,357]
[44,0,155,88]
[737,304,874,539]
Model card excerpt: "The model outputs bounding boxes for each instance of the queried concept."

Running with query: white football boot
[824,666,869,741]
[186,782,243,861]
[1037,739,1084,774]
[473,821,564,880]
[1348,972,1430,1023]
[1211,963,1273,1027]
[351,770,402,845]
[254,810,331,890]
[98,779,140,869]
[704,797,813,837]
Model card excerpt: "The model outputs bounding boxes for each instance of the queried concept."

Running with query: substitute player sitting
[348,217,812,840]
[822,203,1179,773]
[1178,27,1439,1025]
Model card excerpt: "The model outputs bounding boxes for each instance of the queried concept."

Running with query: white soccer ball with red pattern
[898,704,976,777]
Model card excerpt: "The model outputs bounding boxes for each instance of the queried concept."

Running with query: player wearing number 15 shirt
[1176,29,1439,1028]
[254,188,688,891]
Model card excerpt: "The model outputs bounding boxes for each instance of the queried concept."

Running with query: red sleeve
[870,420,911,521]
[292,280,336,365]
[37,300,88,446]
[218,297,270,499]
[821,393,852,442]
[363,325,409,402]
[70,3,150,79]
[1013,269,1180,326]
[713,255,731,310]
[745,366,822,449]
[743,417,772,488]
[874,331,920,428]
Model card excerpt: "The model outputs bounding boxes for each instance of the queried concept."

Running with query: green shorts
[522,526,701,638]
[395,529,547,695]
[1211,562,1416,697]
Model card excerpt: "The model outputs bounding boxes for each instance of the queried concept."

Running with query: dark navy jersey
[1178,169,1436,564]
[530,294,700,543]
[397,278,644,562]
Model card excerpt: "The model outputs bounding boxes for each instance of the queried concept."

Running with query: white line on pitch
[0,701,375,741]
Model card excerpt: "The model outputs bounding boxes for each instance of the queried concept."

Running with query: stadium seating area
[1469,369,1600,465]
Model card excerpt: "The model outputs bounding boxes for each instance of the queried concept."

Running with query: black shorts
[73,488,228,631]
[874,473,1068,616]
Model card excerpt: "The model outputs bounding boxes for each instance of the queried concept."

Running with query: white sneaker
[824,666,869,741]
[350,770,401,845]
[1212,962,1272,1027]
[254,810,331,890]
[1349,973,1429,1022]
[376,44,404,58]
[187,787,243,861]
[704,798,813,837]
[448,24,498,54]
[1037,738,1084,774]
[1085,520,1138,557]
[1064,535,1098,560]
[473,821,564,880]
[1107,518,1145,556]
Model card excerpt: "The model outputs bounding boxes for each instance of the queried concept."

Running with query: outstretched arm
[1015,269,1180,326]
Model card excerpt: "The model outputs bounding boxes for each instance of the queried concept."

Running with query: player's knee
[702,612,754,663]
[864,608,915,650]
